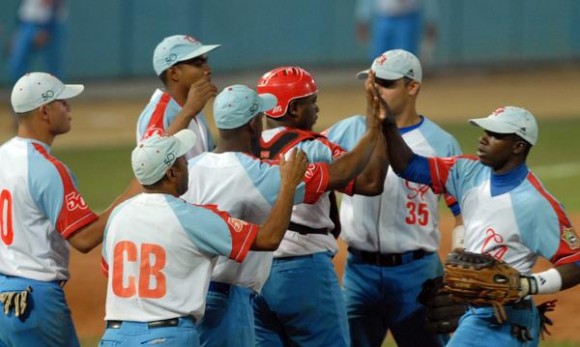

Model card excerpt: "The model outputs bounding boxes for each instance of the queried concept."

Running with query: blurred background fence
[1,0,580,84]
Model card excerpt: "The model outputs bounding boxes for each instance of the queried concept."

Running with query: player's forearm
[253,183,297,251]
[382,120,414,175]
[520,263,580,296]
[165,109,198,136]
[69,179,142,253]
[353,132,388,195]
[327,126,380,190]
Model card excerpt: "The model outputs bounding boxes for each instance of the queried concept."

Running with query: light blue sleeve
[27,148,67,227]
[295,136,336,163]
[512,184,565,259]
[236,153,305,206]
[420,118,463,157]
[165,196,233,258]
[325,115,367,152]
[197,113,215,151]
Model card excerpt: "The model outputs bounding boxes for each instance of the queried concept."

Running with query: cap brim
[356,69,370,80]
[469,118,516,134]
[174,129,198,157]
[259,93,278,112]
[58,84,84,100]
[177,44,221,63]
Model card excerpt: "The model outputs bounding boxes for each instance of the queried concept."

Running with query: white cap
[357,49,422,83]
[131,129,197,185]
[153,35,221,75]
[11,72,84,113]
[213,85,277,129]
[469,106,538,145]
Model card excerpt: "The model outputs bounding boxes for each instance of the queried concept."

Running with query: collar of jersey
[490,162,529,196]
[399,116,424,135]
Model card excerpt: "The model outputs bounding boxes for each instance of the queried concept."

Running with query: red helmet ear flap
[257,66,318,118]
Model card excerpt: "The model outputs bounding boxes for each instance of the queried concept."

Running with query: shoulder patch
[562,227,580,249]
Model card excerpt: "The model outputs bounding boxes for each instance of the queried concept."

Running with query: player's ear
[288,100,300,118]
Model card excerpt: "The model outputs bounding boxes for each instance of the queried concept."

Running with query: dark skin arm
[67,179,143,253]
[326,74,385,192]
[251,149,309,251]
[557,263,580,290]
[165,75,218,136]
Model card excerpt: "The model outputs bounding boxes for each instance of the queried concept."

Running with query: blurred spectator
[8,0,67,82]
[355,0,439,63]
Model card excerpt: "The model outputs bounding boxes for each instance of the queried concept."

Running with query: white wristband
[530,268,563,295]
[451,225,465,250]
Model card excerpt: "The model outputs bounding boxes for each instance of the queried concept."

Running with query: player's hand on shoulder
[279,149,309,187]
[183,75,218,116]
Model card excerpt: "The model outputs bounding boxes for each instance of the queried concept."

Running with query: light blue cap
[131,129,197,185]
[213,85,277,129]
[153,35,220,75]
[470,106,538,145]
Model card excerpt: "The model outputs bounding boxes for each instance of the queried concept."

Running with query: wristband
[531,268,562,294]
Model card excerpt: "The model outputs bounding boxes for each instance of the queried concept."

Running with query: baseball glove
[417,276,467,334]
[443,249,523,323]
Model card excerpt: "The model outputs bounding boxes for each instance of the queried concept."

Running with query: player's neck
[214,132,253,155]
[395,110,421,128]
[17,126,54,146]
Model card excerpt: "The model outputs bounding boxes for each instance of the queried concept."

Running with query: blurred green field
[58,118,580,213]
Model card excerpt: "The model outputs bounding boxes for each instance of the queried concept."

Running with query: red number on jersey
[112,241,167,299]
[0,189,14,246]
[405,202,429,226]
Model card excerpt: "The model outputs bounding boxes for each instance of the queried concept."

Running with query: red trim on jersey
[199,205,258,263]
[444,193,457,207]
[303,163,330,203]
[141,92,172,140]
[32,143,98,239]
[428,155,478,194]
[101,256,109,277]
[527,172,580,265]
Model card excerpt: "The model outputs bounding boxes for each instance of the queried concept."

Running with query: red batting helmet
[256,66,318,118]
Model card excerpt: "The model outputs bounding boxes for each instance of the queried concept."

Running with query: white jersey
[260,127,355,258]
[0,137,97,281]
[426,156,580,273]
[136,89,214,159]
[181,151,329,292]
[325,115,461,253]
[102,193,258,322]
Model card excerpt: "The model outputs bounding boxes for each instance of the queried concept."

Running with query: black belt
[106,317,188,329]
[208,281,231,295]
[349,247,429,267]
[288,222,329,235]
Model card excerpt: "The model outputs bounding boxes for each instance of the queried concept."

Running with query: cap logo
[184,35,198,43]
[249,102,259,117]
[164,152,175,166]
[375,54,388,66]
[41,90,55,101]
[520,127,527,133]
[406,69,415,78]
[165,53,177,64]
[491,107,506,116]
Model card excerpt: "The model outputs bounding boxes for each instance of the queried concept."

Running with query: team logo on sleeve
[65,192,88,211]
[561,227,580,249]
[228,217,249,233]
[304,163,317,179]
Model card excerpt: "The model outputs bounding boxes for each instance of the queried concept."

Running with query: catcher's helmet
[257,66,318,118]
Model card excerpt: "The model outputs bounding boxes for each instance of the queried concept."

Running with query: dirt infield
[3,66,580,342]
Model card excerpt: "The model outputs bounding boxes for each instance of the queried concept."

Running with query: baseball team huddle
[1,34,580,347]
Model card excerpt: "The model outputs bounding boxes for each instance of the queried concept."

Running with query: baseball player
[0,72,136,347]
[100,129,308,347]
[252,66,391,346]
[136,34,219,158]
[380,99,580,346]
[182,84,386,347]
[324,49,463,347]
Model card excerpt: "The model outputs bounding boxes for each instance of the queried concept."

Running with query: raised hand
[182,75,218,117]
[279,148,309,188]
